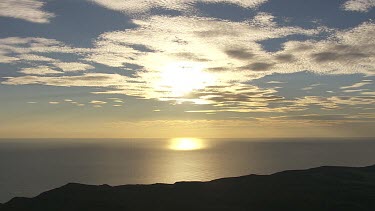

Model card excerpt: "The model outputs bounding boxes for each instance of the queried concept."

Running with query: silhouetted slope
[2,165,375,211]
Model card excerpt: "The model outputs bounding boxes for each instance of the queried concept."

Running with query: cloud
[275,21,375,75]
[53,62,94,72]
[90,0,268,14]
[241,62,275,71]
[0,37,95,74]
[1,14,374,114]
[343,89,366,93]
[274,54,295,62]
[269,114,375,124]
[361,91,375,95]
[87,16,375,85]
[342,0,375,12]
[19,66,62,75]
[0,54,21,63]
[278,114,356,121]
[224,48,254,60]
[251,12,277,27]
[2,73,130,87]
[292,95,375,110]
[267,81,286,84]
[341,81,372,89]
[311,51,368,63]
[18,54,58,62]
[0,37,87,64]
[90,100,107,105]
[84,15,318,104]
[0,0,55,23]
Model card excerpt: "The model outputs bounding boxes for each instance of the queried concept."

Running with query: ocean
[0,138,374,202]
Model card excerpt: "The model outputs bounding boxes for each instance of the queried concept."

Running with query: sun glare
[169,138,204,151]
[158,62,215,97]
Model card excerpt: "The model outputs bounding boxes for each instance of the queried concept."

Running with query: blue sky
[0,0,374,138]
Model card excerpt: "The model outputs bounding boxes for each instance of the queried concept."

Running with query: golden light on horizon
[169,138,205,151]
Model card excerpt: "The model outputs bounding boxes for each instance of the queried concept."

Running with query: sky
[0,0,374,138]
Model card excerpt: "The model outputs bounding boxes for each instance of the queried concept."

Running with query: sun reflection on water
[169,138,205,151]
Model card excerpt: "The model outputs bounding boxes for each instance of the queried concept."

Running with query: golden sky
[0,0,374,138]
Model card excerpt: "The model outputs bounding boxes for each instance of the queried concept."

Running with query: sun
[169,138,205,151]
[157,62,215,97]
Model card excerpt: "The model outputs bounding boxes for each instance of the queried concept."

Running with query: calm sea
[0,138,374,202]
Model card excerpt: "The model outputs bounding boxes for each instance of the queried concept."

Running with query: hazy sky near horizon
[0,0,374,138]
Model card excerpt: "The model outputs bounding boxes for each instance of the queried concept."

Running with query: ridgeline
[1,165,375,211]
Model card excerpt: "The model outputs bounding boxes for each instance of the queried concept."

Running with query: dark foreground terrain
[1,165,375,211]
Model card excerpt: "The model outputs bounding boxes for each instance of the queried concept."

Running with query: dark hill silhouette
[1,165,375,211]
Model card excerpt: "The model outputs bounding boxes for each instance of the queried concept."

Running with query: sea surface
[0,138,375,203]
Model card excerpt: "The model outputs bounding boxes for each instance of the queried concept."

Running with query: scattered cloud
[267,81,286,84]
[82,14,319,105]
[20,66,62,75]
[343,89,366,93]
[90,0,268,14]
[0,0,55,23]
[341,81,372,89]
[18,54,57,62]
[87,15,317,74]
[2,73,130,87]
[361,91,375,95]
[267,113,375,124]
[224,48,254,60]
[53,62,94,72]
[342,0,375,12]
[241,62,275,71]
[292,96,375,110]
[0,4,374,119]
[276,21,375,75]
[90,100,107,105]
[0,37,87,65]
